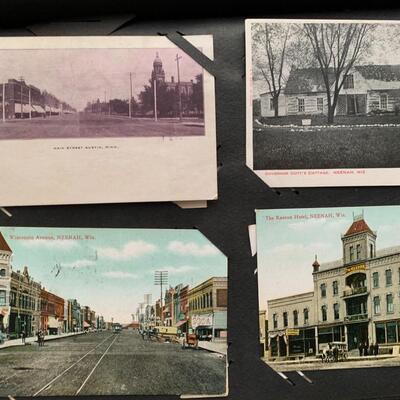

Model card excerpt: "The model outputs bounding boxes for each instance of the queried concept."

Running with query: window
[269,98,274,111]
[333,303,340,320]
[386,269,392,286]
[317,97,324,112]
[376,323,386,344]
[356,244,361,260]
[283,312,288,327]
[333,281,338,296]
[370,244,374,258]
[216,289,227,307]
[0,269,5,277]
[298,98,305,113]
[373,272,379,288]
[320,283,326,298]
[321,305,327,321]
[387,322,397,343]
[303,308,309,325]
[293,310,298,326]
[387,293,394,313]
[0,290,5,306]
[273,313,278,329]
[373,296,381,314]
[349,246,354,262]
[343,74,354,89]
[380,94,388,110]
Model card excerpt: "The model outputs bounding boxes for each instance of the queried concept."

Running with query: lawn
[256,113,400,127]
[253,125,400,170]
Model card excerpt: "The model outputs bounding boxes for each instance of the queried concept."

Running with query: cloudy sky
[0,48,202,111]
[256,205,400,310]
[1,227,226,324]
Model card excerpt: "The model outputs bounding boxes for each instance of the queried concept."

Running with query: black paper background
[2,6,400,400]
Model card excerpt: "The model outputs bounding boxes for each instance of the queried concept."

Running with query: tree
[303,23,375,124]
[191,74,204,115]
[252,23,291,117]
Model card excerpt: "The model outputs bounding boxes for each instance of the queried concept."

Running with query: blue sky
[1,227,226,324]
[256,206,400,310]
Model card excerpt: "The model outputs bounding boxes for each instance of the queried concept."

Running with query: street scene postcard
[0,227,227,396]
[0,36,217,206]
[246,19,400,187]
[257,206,400,372]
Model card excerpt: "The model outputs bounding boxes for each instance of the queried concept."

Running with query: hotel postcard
[0,35,216,206]
[0,226,227,397]
[257,205,400,372]
[246,19,400,187]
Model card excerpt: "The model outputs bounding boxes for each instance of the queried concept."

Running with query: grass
[257,113,400,126]
[253,125,400,170]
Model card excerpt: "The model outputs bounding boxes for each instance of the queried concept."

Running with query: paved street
[0,330,226,397]
[0,113,204,140]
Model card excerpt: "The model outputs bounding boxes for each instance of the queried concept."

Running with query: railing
[344,313,368,322]
[343,286,368,297]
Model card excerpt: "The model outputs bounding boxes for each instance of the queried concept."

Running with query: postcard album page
[0,35,216,206]
[246,19,400,187]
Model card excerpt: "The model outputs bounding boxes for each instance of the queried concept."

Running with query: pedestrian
[374,342,379,356]
[333,344,339,362]
[363,342,368,356]
[141,330,145,340]
[369,342,374,356]
[21,330,26,345]
[37,330,41,346]
[358,341,363,357]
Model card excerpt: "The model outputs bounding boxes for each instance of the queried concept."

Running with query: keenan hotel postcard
[0,35,216,206]
[257,205,400,372]
[0,227,228,397]
[247,18,400,187]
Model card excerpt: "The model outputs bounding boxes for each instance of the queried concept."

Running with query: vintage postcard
[247,19,400,187]
[257,205,400,372]
[0,227,227,396]
[0,35,216,206]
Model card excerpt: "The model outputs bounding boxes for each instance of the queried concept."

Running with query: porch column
[277,336,280,357]
[344,325,348,347]
[315,326,319,355]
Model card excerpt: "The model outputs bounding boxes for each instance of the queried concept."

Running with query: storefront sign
[345,263,366,274]
[191,313,213,329]
[286,328,300,336]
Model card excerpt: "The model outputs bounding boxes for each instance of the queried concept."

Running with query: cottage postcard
[257,206,400,372]
[0,227,228,396]
[246,19,400,187]
[0,35,216,206]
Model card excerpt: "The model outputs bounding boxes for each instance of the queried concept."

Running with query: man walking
[21,330,26,345]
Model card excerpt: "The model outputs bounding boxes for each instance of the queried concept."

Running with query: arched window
[0,269,6,277]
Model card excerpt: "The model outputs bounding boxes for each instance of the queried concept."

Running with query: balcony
[342,286,368,298]
[344,313,368,322]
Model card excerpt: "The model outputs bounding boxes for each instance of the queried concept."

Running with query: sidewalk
[0,331,84,350]
[198,340,227,356]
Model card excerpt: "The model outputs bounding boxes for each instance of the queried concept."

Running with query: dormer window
[343,74,354,89]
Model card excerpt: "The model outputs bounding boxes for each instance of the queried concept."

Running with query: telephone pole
[154,271,168,326]
[129,72,133,119]
[153,80,158,122]
[175,54,183,121]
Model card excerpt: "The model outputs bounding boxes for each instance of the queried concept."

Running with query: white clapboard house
[260,65,400,118]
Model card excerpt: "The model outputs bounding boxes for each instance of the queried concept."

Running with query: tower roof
[153,52,162,66]
[0,232,11,252]
[344,218,374,236]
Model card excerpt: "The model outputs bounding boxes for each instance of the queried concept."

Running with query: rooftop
[0,232,11,252]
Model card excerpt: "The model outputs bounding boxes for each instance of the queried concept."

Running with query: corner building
[267,214,400,359]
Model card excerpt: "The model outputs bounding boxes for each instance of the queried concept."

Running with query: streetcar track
[33,333,116,397]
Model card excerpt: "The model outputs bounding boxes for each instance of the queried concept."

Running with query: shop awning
[175,320,188,328]
[14,103,36,113]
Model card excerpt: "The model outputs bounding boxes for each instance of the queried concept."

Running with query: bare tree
[252,23,291,117]
[303,23,375,124]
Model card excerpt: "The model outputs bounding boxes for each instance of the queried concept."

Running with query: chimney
[312,255,320,273]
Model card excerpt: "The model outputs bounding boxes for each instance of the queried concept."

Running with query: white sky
[0,48,202,111]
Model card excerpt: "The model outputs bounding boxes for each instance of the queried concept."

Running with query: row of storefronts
[264,215,400,359]
[139,277,228,341]
[0,233,104,339]
[0,78,75,120]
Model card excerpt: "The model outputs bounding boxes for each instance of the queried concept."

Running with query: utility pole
[28,87,32,120]
[153,79,158,122]
[175,54,183,121]
[129,72,133,119]
[19,77,24,119]
[2,83,5,123]
[154,271,168,326]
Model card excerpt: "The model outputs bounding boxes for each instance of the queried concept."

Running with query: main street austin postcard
[0,227,227,396]
[0,36,217,206]
[257,206,400,372]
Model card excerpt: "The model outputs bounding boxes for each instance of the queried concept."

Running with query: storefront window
[376,323,386,344]
[387,322,397,343]
[0,290,6,305]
